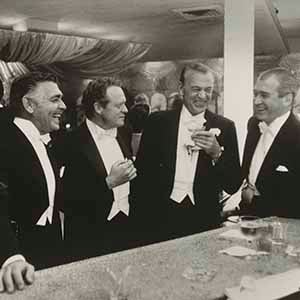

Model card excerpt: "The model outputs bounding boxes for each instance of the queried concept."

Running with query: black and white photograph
[1,1,300,299]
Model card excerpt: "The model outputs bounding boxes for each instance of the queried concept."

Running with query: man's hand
[191,130,222,160]
[0,260,35,293]
[106,159,137,189]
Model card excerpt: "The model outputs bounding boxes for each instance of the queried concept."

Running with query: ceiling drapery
[0,29,151,80]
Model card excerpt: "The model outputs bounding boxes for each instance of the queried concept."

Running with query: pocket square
[59,166,65,178]
[276,165,288,172]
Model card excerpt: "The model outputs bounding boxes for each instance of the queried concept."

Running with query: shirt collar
[181,105,205,123]
[86,118,117,139]
[260,111,290,137]
[14,117,43,142]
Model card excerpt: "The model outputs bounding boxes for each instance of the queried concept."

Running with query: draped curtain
[0,29,151,80]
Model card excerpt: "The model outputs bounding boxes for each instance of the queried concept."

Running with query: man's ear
[22,97,34,114]
[94,101,103,115]
[179,83,184,98]
[283,93,293,108]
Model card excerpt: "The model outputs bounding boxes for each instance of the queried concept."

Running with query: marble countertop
[1,218,300,300]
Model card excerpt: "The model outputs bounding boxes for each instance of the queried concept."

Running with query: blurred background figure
[293,87,300,119]
[167,92,182,111]
[133,93,150,107]
[150,92,167,113]
[127,93,151,157]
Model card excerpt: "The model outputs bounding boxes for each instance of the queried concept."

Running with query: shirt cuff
[2,255,26,269]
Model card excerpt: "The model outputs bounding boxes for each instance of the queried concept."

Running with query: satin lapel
[116,128,132,160]
[242,121,261,177]
[46,143,59,179]
[78,123,108,178]
[10,124,49,205]
[166,109,181,177]
[256,114,294,184]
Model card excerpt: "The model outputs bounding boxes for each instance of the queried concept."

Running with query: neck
[89,116,113,130]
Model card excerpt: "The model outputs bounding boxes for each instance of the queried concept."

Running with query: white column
[224,0,255,159]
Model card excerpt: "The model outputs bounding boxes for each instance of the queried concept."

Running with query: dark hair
[179,62,215,85]
[127,103,150,133]
[133,93,149,106]
[82,77,122,119]
[258,67,299,100]
[9,71,60,116]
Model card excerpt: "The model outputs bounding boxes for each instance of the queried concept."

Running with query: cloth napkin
[225,268,300,300]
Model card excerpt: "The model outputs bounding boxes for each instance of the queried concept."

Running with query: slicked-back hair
[9,71,60,117]
[258,67,299,100]
[82,77,122,119]
[179,62,215,85]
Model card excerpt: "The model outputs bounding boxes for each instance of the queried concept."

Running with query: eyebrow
[254,90,270,96]
[49,93,63,99]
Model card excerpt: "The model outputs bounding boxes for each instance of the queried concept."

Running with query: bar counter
[1,218,300,300]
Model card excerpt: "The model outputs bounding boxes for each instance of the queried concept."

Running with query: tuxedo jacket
[0,122,62,267]
[58,122,135,260]
[133,108,242,239]
[0,208,18,266]
[242,114,300,218]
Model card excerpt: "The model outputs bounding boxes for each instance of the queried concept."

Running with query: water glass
[271,221,288,245]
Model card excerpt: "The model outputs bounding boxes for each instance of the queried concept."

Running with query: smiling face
[25,81,66,134]
[181,69,214,116]
[253,75,290,125]
[97,85,128,129]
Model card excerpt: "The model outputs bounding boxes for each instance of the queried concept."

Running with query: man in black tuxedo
[0,72,66,276]
[0,79,36,293]
[240,67,300,218]
[133,63,242,243]
[58,78,137,261]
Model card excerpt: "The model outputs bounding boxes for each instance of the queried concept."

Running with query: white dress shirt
[14,118,56,225]
[86,119,130,221]
[170,106,206,205]
[248,111,290,188]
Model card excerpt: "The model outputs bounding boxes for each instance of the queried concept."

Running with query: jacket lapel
[10,123,49,208]
[166,109,181,177]
[116,127,132,160]
[78,122,108,178]
[256,113,294,186]
[242,118,261,178]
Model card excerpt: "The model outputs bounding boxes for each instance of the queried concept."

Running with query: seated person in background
[150,92,167,113]
[127,101,150,156]
[133,93,150,107]
[58,78,137,262]
[167,92,182,111]
[133,62,241,244]
[0,80,13,126]
[240,67,300,218]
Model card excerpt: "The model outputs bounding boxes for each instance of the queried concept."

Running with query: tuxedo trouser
[164,196,220,241]
[164,196,198,240]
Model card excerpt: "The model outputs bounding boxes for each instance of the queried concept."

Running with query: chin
[51,124,60,132]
